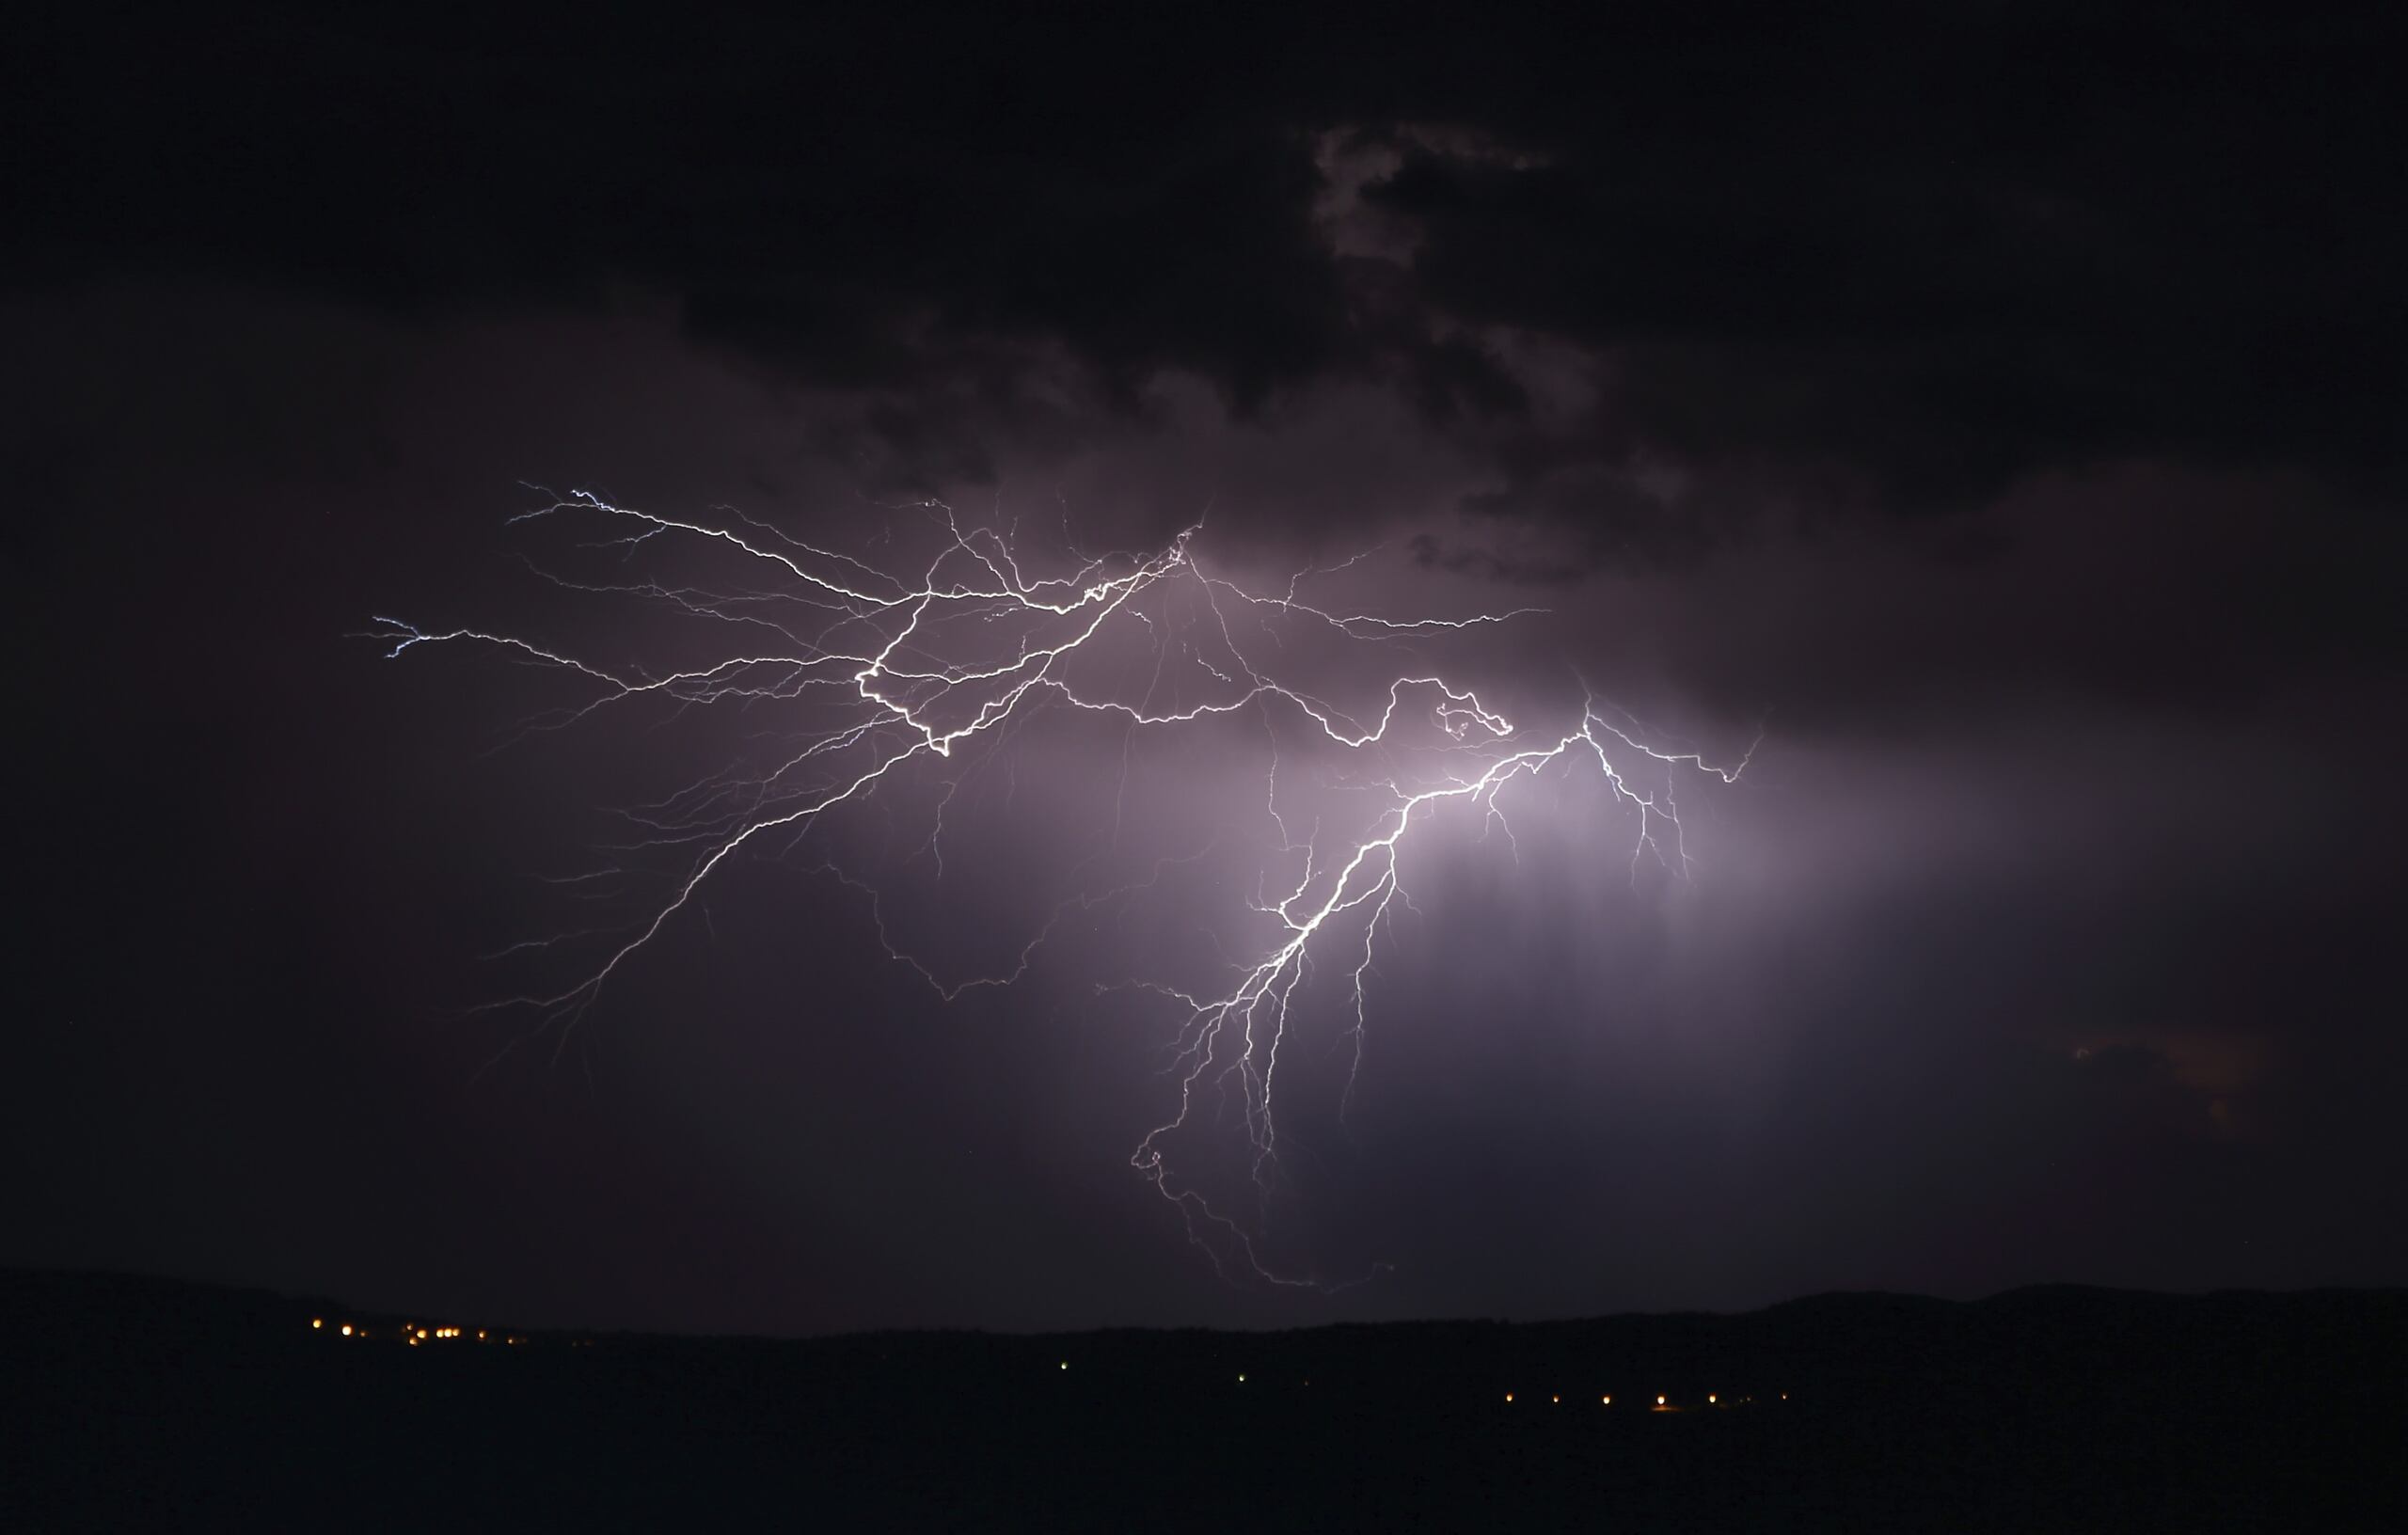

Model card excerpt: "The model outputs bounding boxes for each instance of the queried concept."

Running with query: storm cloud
[7,3,2402,1332]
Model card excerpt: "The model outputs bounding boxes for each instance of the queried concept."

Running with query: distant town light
[1504,1393,1514,1403]
[1058,1361,1068,1370]
[341,1325,353,1337]
[1656,1395,1666,1406]
[1237,1374,1246,1384]
[311,1319,323,1329]
[1602,1396,1611,1405]
[418,1329,429,1339]
[1551,1395,1560,1403]
[1708,1394,1717,1404]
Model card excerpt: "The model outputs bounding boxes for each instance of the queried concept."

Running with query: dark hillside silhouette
[8,1270,2401,1529]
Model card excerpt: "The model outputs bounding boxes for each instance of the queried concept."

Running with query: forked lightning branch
[374,491,1754,1285]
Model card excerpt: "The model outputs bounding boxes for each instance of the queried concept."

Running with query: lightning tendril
[372,491,1756,1287]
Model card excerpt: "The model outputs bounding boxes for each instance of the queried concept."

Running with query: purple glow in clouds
[375,490,1755,1284]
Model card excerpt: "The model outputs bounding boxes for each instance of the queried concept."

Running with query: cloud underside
[13,8,2406,553]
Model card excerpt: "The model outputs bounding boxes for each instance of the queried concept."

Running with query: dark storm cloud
[21,4,2404,523]
[10,6,1340,413]
[7,273,2400,1332]
[8,3,2405,1333]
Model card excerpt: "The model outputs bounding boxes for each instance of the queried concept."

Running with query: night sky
[9,4,2404,1336]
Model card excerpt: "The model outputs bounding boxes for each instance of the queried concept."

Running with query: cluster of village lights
[311,1318,526,1347]
[1499,1391,1788,1409]
[1069,1359,1791,1404]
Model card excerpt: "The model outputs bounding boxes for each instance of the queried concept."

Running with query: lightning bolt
[372,491,1756,1287]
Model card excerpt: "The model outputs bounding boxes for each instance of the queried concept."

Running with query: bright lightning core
[372,491,1754,1287]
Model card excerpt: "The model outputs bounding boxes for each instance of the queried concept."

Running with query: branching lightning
[372,491,1755,1287]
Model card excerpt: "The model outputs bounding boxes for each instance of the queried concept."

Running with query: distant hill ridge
[8,1267,2403,1530]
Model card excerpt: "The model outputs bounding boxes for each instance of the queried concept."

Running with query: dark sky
[8,3,2404,1334]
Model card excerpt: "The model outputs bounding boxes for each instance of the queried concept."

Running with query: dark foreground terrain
[5,1272,2402,1530]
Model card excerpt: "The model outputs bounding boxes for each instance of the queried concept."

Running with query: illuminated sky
[8,5,2403,1333]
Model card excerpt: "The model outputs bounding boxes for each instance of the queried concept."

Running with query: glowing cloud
[374,492,1754,1285]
